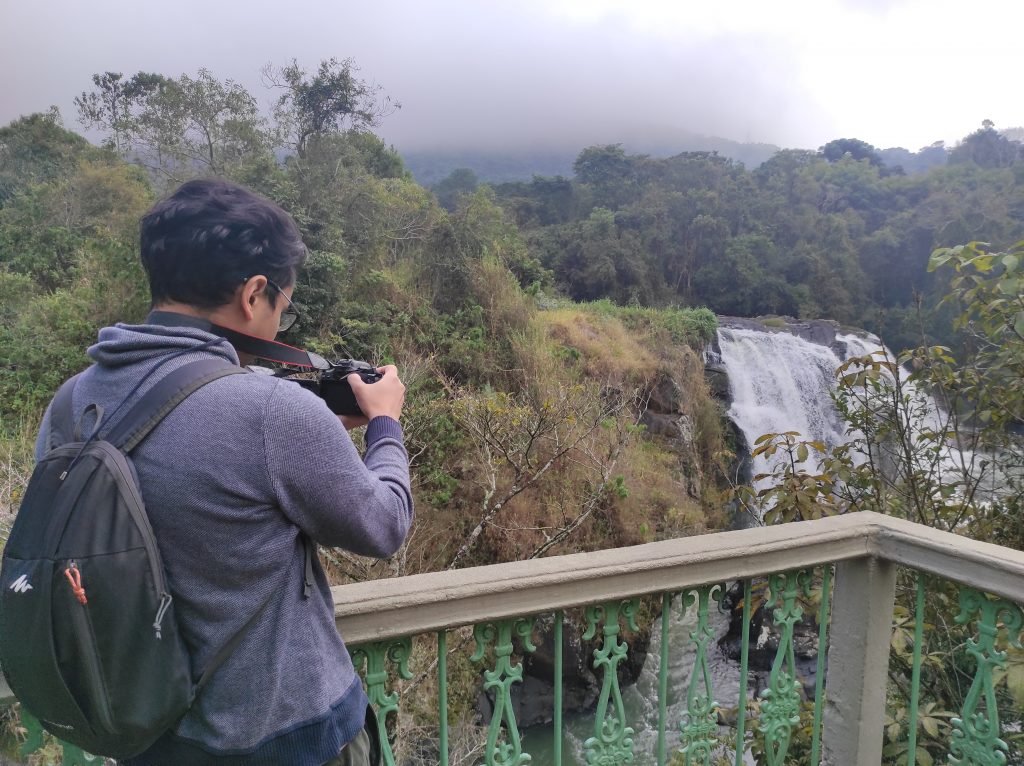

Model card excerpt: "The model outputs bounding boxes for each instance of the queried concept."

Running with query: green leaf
[997,278,1020,295]
[797,443,809,462]
[1014,311,1024,338]
[1006,663,1024,707]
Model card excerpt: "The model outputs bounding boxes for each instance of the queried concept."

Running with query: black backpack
[0,357,264,759]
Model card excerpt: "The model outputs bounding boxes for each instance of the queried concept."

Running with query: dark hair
[139,179,308,308]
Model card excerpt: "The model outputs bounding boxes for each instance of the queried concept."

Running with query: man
[34,179,411,765]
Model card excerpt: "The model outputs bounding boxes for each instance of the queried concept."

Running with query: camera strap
[145,311,330,370]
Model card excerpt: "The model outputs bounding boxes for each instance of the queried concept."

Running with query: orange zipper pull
[64,563,88,605]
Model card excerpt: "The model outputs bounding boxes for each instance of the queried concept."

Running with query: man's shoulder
[200,368,337,425]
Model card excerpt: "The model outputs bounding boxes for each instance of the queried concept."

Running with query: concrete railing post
[822,556,897,765]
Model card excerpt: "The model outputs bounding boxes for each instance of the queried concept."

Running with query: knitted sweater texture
[34,322,413,765]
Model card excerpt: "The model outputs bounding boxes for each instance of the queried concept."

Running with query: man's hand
[348,364,405,421]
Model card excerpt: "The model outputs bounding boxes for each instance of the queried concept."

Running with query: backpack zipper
[64,560,118,735]
[64,561,87,604]
[153,593,173,640]
[93,442,174,639]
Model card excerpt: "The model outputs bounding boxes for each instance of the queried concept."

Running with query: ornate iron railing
[4,512,1024,765]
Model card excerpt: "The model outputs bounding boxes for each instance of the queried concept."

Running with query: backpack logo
[9,575,33,594]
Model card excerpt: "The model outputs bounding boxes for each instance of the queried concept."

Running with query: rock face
[716,581,821,699]
[638,374,703,499]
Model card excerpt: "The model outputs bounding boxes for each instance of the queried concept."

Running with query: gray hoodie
[35,322,413,765]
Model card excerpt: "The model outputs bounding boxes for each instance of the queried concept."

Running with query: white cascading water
[716,327,879,491]
[717,325,1007,515]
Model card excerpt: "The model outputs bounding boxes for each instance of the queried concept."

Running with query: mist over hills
[400,128,966,186]
[401,130,784,185]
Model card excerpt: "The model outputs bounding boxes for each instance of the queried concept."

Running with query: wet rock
[640,411,683,439]
[476,611,654,728]
[717,581,822,699]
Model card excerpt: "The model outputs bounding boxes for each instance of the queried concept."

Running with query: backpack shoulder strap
[47,373,84,451]
[105,359,246,453]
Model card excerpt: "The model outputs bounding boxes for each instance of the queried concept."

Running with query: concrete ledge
[871,514,1024,604]
[334,513,877,644]
[333,512,1024,644]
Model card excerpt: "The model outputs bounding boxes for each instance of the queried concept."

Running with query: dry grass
[615,440,710,540]
[0,422,38,549]
[539,309,661,385]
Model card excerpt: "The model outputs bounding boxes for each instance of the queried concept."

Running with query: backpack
[0,357,262,759]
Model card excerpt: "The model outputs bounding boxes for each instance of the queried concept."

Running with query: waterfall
[715,323,1010,513]
[716,326,874,490]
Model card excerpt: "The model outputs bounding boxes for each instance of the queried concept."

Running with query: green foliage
[576,300,717,349]
[265,57,398,156]
[431,167,479,212]
[0,111,97,205]
[929,240,1024,429]
[74,70,165,153]
[736,432,837,524]
[820,137,884,167]
[948,120,1021,169]
[493,133,1024,347]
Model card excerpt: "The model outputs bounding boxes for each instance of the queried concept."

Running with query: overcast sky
[1,0,1021,154]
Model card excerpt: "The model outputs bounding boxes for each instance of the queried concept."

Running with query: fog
[2,0,1023,153]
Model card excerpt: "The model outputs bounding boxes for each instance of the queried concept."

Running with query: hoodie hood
[88,322,240,369]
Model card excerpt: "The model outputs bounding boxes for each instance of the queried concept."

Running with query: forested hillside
[471,126,1024,353]
[3,62,1024,574]
[0,63,726,583]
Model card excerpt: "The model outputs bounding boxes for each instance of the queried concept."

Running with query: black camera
[286,359,383,416]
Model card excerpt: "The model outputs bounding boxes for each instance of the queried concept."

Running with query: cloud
[1,0,1021,153]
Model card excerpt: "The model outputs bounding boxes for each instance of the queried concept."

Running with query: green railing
[5,512,1024,765]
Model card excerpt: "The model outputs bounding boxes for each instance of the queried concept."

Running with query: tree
[75,68,272,183]
[263,58,399,156]
[74,71,165,153]
[0,111,93,205]
[928,240,1024,431]
[948,121,1021,169]
[133,69,270,181]
[572,144,640,210]
[432,168,479,212]
[820,137,884,167]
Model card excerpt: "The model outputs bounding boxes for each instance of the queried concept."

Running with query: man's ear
[239,276,268,322]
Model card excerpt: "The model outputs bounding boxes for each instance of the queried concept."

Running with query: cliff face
[468,307,729,723]
[535,306,728,546]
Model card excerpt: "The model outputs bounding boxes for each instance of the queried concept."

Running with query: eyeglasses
[242,276,300,333]
[266,279,300,333]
